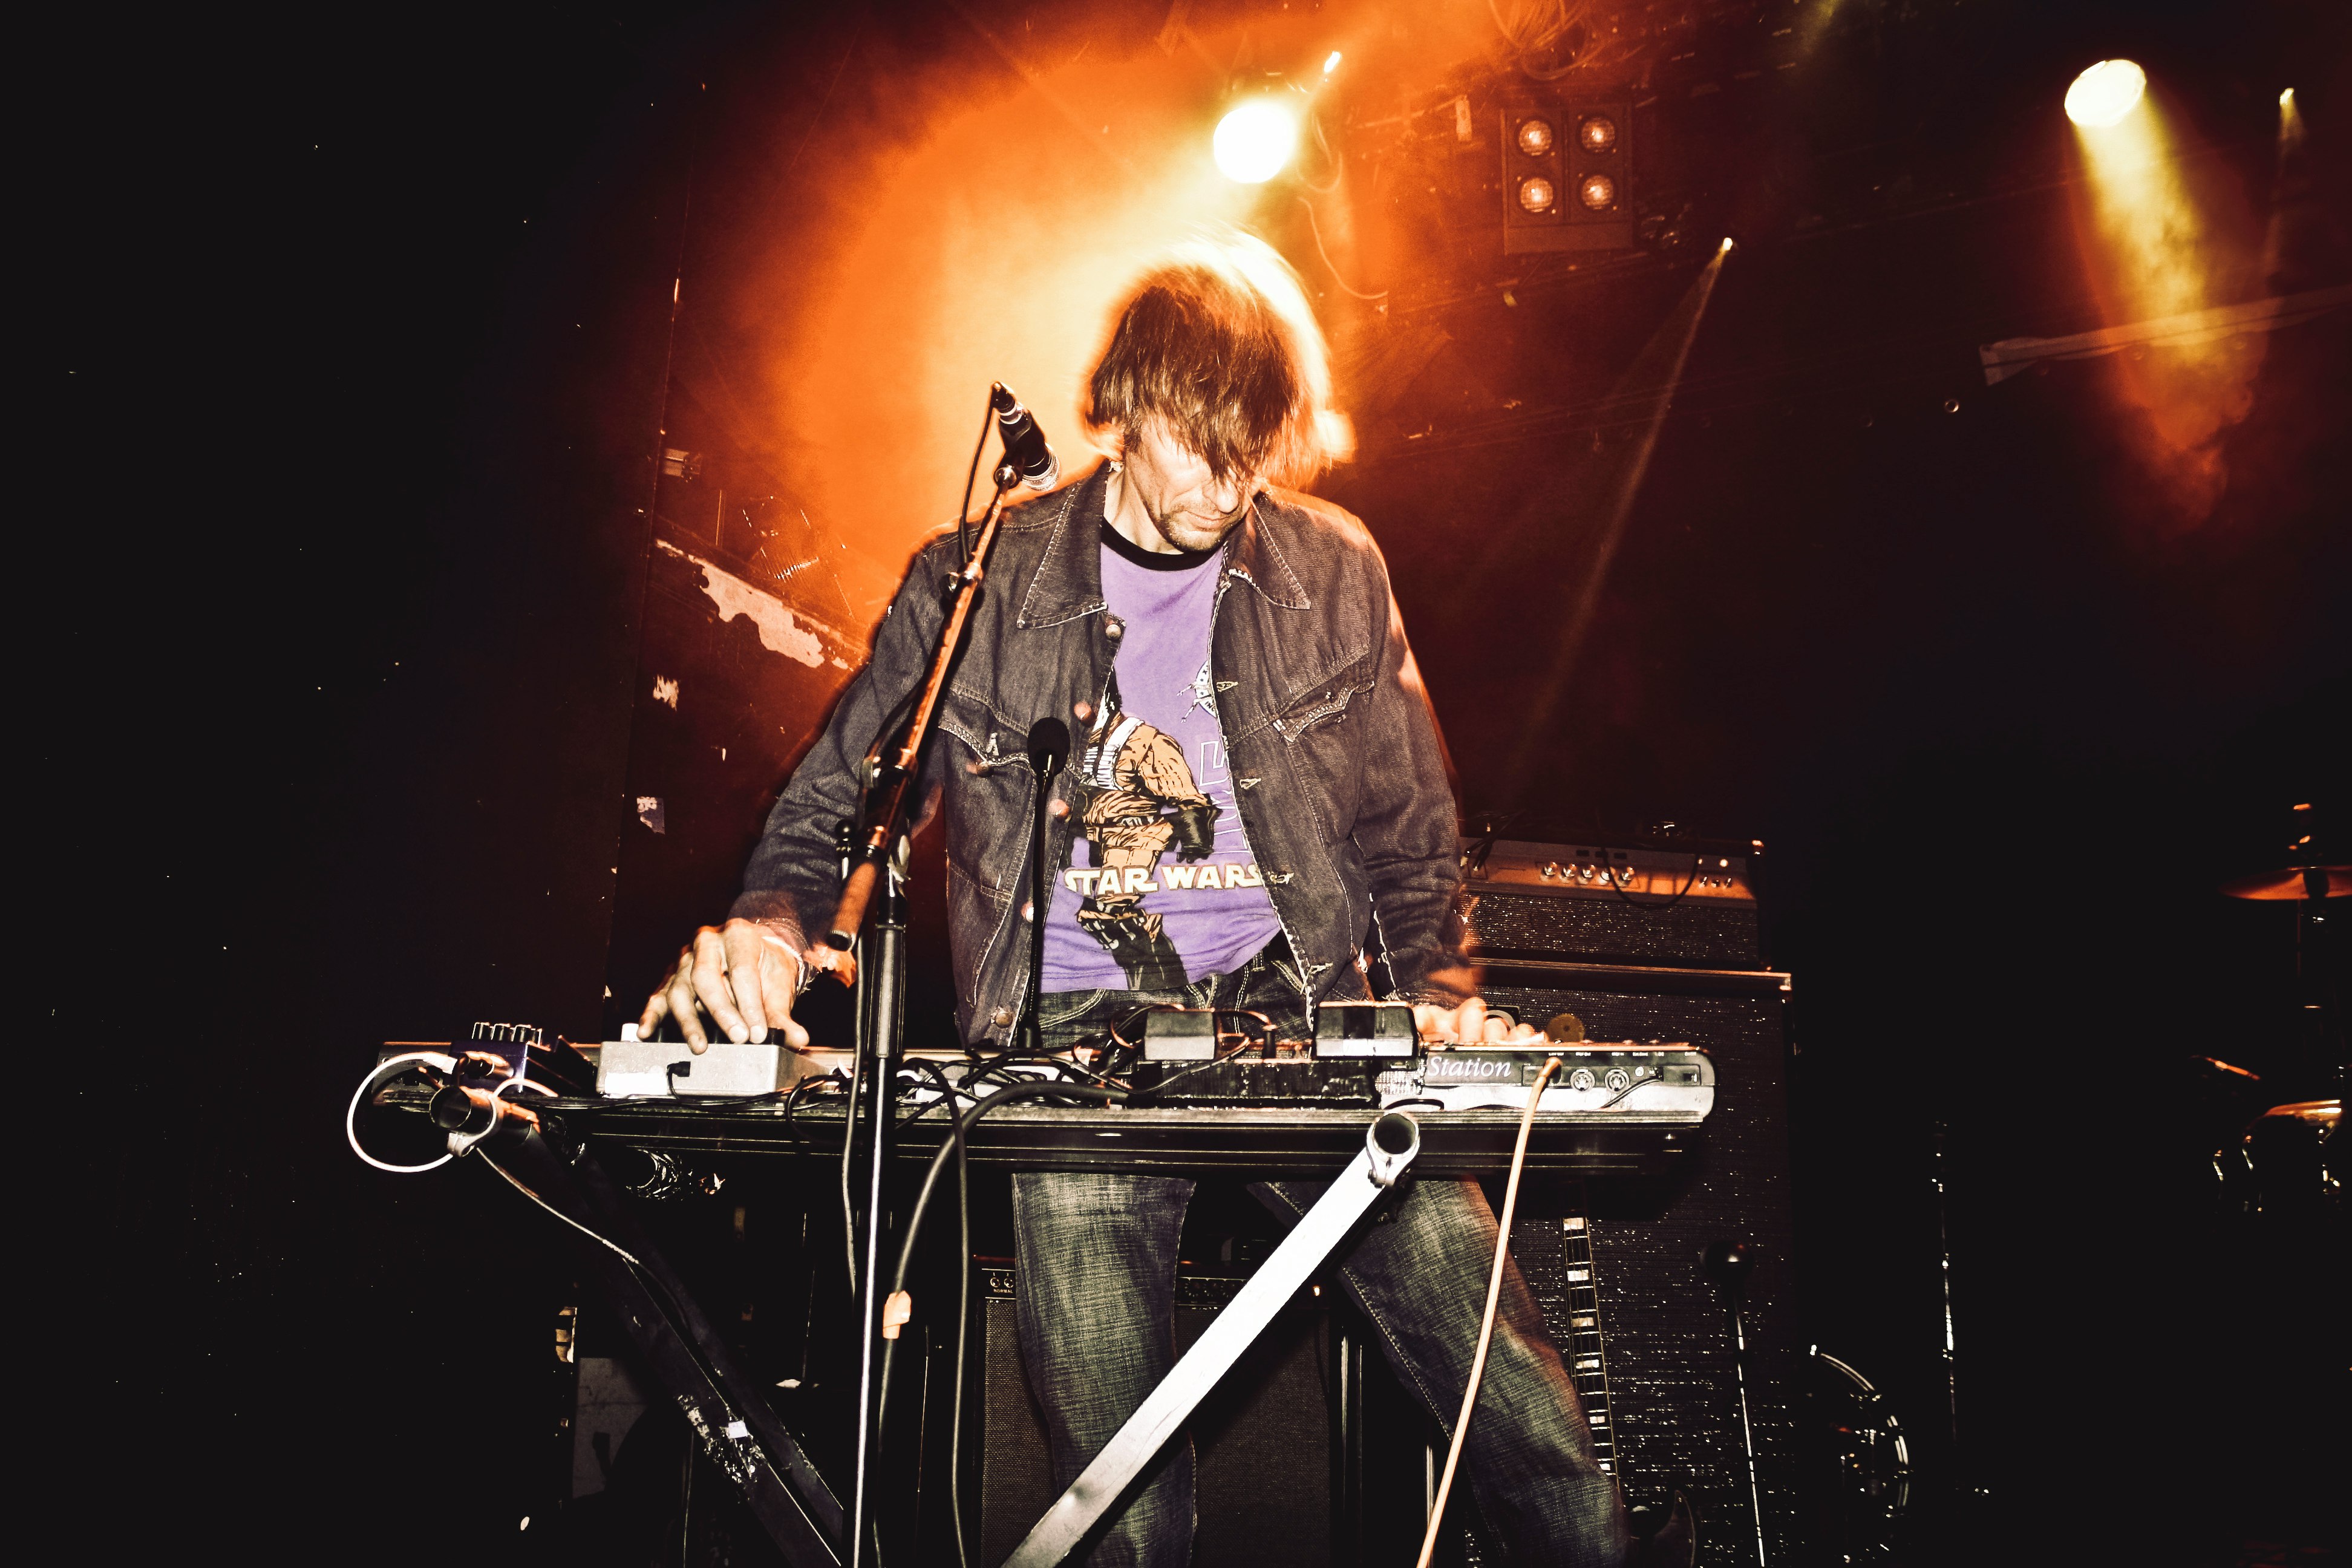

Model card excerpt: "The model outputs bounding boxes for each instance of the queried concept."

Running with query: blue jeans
[1009,961,1630,1567]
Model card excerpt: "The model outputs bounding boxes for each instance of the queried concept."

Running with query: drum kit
[1804,806,2342,1560]
[2209,803,2343,1215]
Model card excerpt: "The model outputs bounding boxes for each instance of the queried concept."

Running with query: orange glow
[2070,73,2264,531]
[768,53,1262,561]
[737,3,1503,576]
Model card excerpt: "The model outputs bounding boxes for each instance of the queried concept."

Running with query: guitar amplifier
[1458,837,1765,970]
[1493,986,1800,1566]
[1461,833,1797,1564]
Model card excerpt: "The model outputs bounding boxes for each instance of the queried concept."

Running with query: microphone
[991,382,1060,491]
[1026,716,1070,780]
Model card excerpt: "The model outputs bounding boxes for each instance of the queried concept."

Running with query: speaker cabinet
[1488,978,1800,1566]
[975,1267,1338,1567]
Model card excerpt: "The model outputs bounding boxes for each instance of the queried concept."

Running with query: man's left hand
[1413,997,1543,1046]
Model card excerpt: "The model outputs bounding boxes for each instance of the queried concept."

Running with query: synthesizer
[587,1034,1711,1118]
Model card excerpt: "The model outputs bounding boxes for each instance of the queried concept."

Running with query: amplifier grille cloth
[1465,890,1760,969]
[1488,985,1798,1566]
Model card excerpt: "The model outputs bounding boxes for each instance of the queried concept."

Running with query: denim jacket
[732,462,1471,1045]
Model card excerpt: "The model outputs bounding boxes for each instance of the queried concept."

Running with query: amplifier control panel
[1380,1045,1713,1114]
[1462,837,1756,904]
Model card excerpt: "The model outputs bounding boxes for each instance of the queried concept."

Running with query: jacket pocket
[936,685,1031,768]
[1270,649,1374,742]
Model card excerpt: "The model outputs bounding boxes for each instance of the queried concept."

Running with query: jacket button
[1105,616,1124,639]
[1073,701,1093,722]
[990,1006,1015,1028]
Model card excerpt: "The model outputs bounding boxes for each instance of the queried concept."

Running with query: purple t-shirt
[1037,524,1282,991]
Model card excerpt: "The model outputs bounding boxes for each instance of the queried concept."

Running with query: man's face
[1118,420,1258,554]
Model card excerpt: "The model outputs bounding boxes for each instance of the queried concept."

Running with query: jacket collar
[1014,460,1312,628]
[1224,496,1312,611]
[1013,465,1108,630]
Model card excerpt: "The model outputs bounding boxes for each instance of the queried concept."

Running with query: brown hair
[1085,231,1339,489]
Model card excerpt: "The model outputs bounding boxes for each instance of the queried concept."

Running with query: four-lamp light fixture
[1505,103,1632,251]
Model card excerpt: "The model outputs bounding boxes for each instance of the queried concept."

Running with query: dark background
[53,1,2344,1561]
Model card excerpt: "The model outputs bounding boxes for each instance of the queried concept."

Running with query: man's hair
[1085,230,1342,489]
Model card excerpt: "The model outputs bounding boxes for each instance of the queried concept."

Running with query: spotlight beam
[1498,249,1732,799]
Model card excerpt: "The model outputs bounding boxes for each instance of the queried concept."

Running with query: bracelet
[751,918,819,998]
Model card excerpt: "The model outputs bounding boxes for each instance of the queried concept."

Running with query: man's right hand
[638,919,811,1054]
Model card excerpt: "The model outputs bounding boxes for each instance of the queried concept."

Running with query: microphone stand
[822,458,1025,1568]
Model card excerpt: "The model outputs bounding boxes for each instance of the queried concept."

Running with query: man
[643,234,1659,1566]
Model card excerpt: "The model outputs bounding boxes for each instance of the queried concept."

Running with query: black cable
[882,1060,979,1568]
[874,1077,1128,1562]
[1104,1004,1161,1054]
[955,387,995,566]
[781,1071,844,1158]
[1120,1037,1261,1103]
[893,1058,984,1131]
[840,1032,864,1298]
[481,1152,796,1538]
[864,681,924,774]
[887,1080,1128,1304]
[1605,852,1704,913]
[1598,1067,1664,1108]
[965,1044,1134,1095]
[661,1065,811,1110]
[947,1085,972,1568]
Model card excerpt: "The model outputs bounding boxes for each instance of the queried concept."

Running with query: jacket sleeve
[1348,550,1474,1007]
[730,539,955,951]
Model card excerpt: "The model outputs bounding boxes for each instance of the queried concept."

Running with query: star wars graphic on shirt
[1062,670,1270,987]
[1039,531,1282,993]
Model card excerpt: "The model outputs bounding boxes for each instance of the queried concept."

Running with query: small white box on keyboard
[595,1024,815,1098]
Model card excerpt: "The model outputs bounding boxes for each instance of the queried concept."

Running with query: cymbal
[2219,865,2352,901]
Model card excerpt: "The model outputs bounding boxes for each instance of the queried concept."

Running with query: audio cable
[1415,1054,1564,1568]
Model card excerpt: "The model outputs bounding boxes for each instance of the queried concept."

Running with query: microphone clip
[990,381,1060,492]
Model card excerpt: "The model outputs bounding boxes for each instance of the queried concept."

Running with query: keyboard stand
[491,1123,846,1567]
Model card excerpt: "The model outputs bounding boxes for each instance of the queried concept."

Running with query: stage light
[2065,59,2146,128]
[1324,51,1342,76]
[1214,99,1298,183]
[1719,236,1734,253]
[2278,87,2293,107]
[1505,98,1633,253]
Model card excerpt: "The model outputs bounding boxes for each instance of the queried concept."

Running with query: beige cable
[1416,1054,1564,1568]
